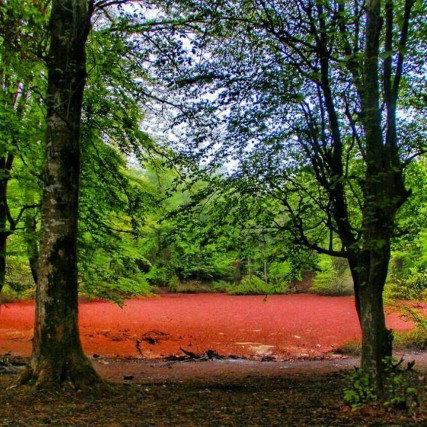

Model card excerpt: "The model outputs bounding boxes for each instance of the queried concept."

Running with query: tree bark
[348,244,393,394]
[0,232,6,294]
[342,0,410,394]
[20,0,101,389]
[358,252,393,393]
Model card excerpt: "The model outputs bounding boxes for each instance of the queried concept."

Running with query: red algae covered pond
[0,294,417,359]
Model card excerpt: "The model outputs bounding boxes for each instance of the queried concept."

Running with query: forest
[1,0,427,420]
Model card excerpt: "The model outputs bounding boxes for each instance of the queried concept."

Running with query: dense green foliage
[0,0,425,311]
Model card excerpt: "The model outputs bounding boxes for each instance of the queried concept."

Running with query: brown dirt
[1,294,427,426]
[1,356,427,426]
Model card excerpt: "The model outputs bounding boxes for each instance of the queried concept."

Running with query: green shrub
[174,280,215,293]
[268,261,296,289]
[344,368,377,407]
[226,275,268,295]
[226,275,289,295]
[337,322,427,354]
[335,339,362,355]
[3,256,35,301]
[211,280,229,292]
[394,327,427,351]
[344,357,423,410]
[166,274,180,293]
[311,255,353,296]
[385,269,427,302]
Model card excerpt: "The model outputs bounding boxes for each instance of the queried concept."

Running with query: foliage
[268,260,299,289]
[78,138,155,301]
[344,368,377,408]
[226,274,289,295]
[385,269,427,302]
[345,357,422,410]
[311,255,353,296]
[0,0,46,293]
[386,157,427,301]
[338,312,427,354]
[4,254,34,298]
[394,327,427,351]
[335,339,362,356]
[226,275,270,295]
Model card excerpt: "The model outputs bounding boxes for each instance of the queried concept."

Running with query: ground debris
[0,355,28,375]
[136,330,172,356]
[164,347,232,361]
[1,363,426,427]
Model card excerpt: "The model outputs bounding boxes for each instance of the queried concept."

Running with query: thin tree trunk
[357,247,393,394]
[0,234,6,294]
[20,0,101,389]
[0,172,10,294]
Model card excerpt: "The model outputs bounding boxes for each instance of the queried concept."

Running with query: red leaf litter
[0,294,418,360]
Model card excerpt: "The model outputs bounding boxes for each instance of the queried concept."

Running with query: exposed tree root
[19,354,106,391]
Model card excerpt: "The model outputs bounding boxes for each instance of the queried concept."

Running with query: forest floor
[1,294,427,425]
[1,355,427,426]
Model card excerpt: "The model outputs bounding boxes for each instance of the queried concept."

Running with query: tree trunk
[351,246,393,394]
[352,0,406,395]
[0,233,6,294]
[20,0,101,389]
[0,172,10,294]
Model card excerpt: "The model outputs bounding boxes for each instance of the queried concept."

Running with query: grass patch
[336,326,427,355]
[335,340,362,355]
[394,327,427,351]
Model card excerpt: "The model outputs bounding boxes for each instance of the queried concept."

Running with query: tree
[20,0,101,388]
[0,0,46,294]
[17,0,199,387]
[153,0,426,393]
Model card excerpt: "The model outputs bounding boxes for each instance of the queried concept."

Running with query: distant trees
[0,0,45,294]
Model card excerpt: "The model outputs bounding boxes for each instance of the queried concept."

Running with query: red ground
[0,294,419,360]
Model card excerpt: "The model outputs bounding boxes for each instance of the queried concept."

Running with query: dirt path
[0,294,419,360]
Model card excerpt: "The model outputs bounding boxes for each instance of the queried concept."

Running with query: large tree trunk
[20,0,101,389]
[359,280,393,394]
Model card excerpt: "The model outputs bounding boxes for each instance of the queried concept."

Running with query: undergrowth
[344,357,425,411]
[225,275,289,295]
[336,327,427,355]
